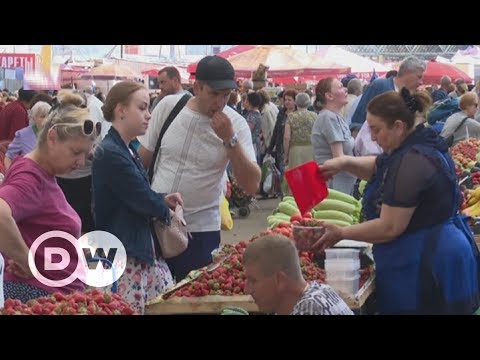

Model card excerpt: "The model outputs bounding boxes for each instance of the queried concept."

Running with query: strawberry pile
[299,251,326,282]
[211,244,237,262]
[166,242,249,299]
[0,289,138,315]
[297,218,324,227]
[260,223,293,238]
[164,232,374,300]
[165,238,329,299]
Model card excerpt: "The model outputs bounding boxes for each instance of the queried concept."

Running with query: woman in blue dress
[313,88,480,314]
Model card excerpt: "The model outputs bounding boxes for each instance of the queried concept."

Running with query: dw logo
[28,231,127,288]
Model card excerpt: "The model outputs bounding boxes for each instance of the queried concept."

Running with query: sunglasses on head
[48,102,87,114]
[50,119,101,136]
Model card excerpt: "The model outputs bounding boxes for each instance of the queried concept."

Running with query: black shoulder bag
[148,93,191,182]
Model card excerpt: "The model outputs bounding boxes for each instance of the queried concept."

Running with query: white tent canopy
[320,46,391,79]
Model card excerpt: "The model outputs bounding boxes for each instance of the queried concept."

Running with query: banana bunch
[463,187,480,216]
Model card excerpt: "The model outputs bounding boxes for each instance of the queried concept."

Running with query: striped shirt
[291,281,354,315]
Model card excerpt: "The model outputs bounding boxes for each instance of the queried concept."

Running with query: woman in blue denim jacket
[92,81,183,314]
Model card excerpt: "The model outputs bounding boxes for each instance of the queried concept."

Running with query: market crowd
[0,54,480,315]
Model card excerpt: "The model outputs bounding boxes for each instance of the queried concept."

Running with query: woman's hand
[319,157,348,181]
[311,221,344,252]
[6,259,34,279]
[165,192,184,209]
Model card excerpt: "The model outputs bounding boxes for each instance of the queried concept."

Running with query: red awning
[423,60,472,85]
[141,68,160,77]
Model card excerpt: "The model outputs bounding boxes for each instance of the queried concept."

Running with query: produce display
[268,189,361,229]
[0,289,138,315]
[451,140,480,215]
[163,237,329,300]
[162,233,372,302]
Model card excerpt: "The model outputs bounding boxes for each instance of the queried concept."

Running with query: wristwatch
[223,133,238,148]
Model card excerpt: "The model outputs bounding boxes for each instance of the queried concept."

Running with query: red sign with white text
[0,53,36,73]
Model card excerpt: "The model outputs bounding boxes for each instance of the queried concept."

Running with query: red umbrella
[187,45,256,74]
[423,60,472,85]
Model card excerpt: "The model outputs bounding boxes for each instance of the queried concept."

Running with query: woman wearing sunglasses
[92,81,183,314]
[440,92,480,147]
[0,92,98,302]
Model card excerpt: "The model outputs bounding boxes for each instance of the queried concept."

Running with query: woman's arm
[0,199,33,277]
[4,131,23,171]
[4,156,12,171]
[330,142,344,158]
[283,122,291,166]
[320,155,377,181]
[312,204,416,251]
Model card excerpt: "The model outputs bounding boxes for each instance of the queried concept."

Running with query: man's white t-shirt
[138,93,256,233]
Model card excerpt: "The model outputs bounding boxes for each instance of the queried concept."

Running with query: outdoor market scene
[0,44,480,315]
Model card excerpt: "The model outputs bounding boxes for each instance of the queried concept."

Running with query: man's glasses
[50,119,101,136]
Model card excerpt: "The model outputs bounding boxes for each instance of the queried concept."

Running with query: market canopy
[315,46,391,80]
[187,45,256,74]
[226,45,350,78]
[422,60,472,85]
[80,63,141,80]
[141,67,191,83]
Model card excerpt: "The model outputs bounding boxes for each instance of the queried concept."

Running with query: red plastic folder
[285,161,329,215]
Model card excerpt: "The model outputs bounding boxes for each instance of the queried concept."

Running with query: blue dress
[362,125,480,314]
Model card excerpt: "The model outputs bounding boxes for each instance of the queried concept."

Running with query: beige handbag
[154,205,190,259]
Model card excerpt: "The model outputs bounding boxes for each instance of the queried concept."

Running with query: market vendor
[313,89,480,315]
[243,234,353,315]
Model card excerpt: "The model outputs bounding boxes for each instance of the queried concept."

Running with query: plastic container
[324,248,360,260]
[292,225,325,251]
[324,259,360,272]
[326,268,360,280]
[327,275,359,295]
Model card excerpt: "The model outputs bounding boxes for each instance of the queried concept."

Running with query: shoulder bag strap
[452,116,469,135]
[148,93,191,182]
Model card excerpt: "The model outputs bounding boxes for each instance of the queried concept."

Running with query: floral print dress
[116,254,174,315]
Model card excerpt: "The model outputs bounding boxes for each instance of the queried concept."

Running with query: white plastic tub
[327,275,360,295]
[325,248,360,260]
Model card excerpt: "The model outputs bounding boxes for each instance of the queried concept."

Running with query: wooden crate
[145,273,375,315]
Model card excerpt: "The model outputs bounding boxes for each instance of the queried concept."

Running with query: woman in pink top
[0,92,99,303]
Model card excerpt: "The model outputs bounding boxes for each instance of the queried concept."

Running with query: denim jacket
[92,126,170,264]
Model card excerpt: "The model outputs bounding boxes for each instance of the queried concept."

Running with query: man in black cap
[138,55,261,281]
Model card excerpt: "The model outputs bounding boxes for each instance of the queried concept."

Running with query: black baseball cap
[196,56,238,90]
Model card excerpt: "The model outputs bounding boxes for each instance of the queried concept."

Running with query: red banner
[124,45,140,55]
[0,53,36,73]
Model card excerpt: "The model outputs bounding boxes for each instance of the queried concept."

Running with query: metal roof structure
[338,45,473,60]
